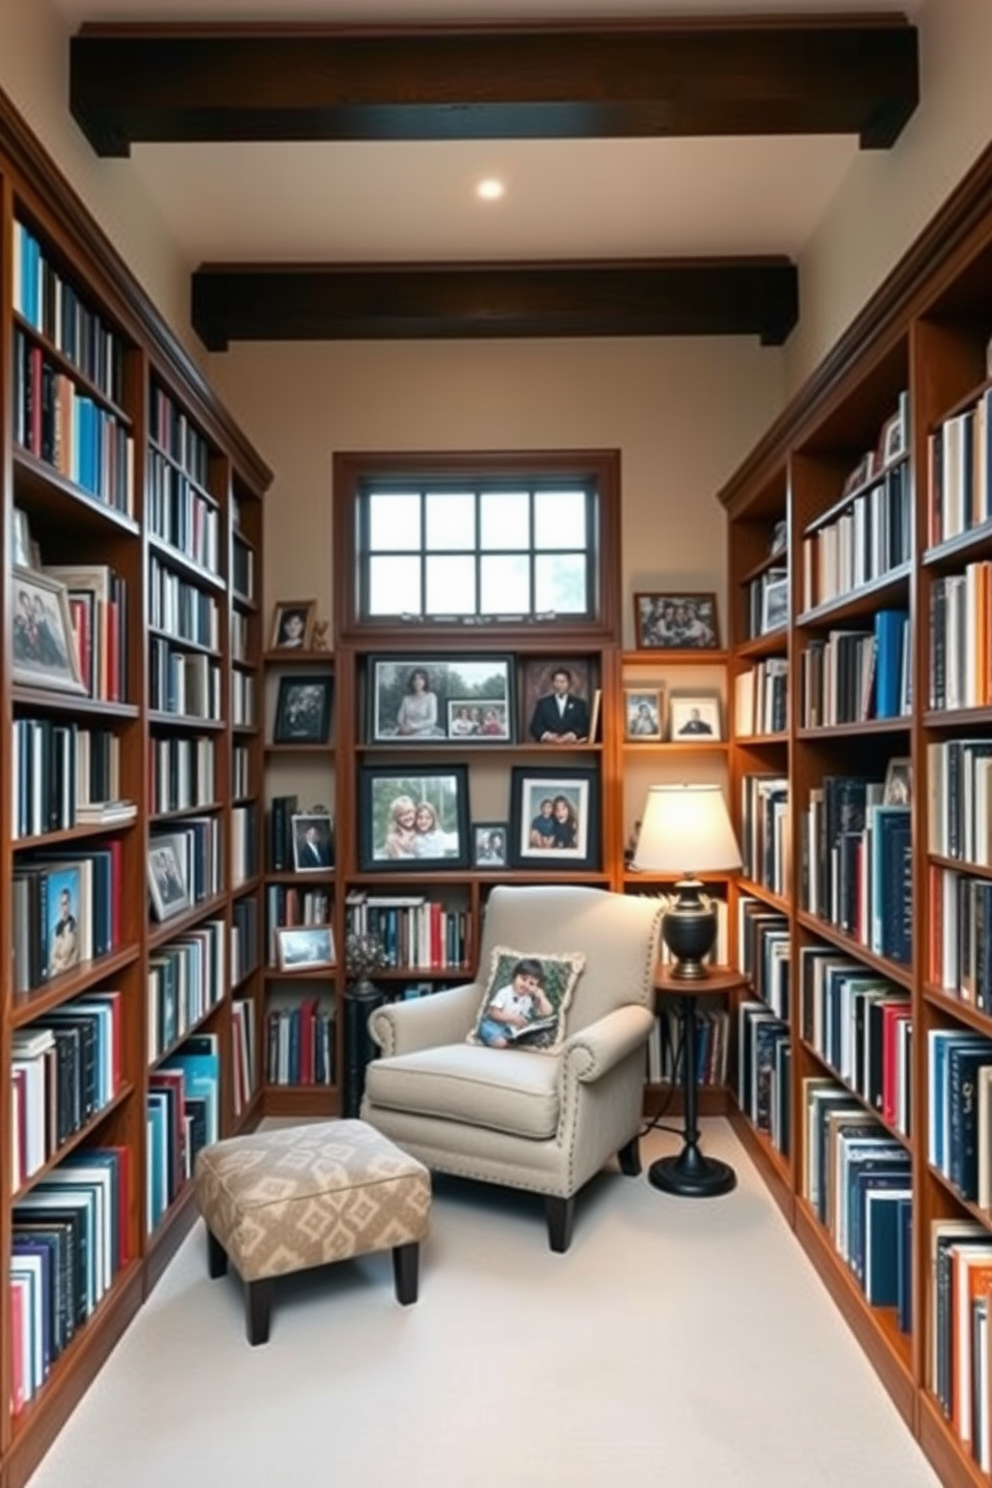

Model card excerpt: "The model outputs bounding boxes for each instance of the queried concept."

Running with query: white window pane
[369,493,420,551]
[534,490,586,550]
[481,492,530,550]
[426,555,476,614]
[426,492,475,551]
[369,555,421,615]
[480,554,530,613]
[535,553,586,613]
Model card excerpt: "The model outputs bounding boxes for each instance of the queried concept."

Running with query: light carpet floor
[30,1119,941,1488]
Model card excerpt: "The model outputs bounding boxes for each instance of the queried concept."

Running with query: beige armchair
[361,884,663,1252]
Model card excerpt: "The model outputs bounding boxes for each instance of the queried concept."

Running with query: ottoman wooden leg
[392,1242,419,1305]
[246,1278,273,1346]
[207,1228,228,1279]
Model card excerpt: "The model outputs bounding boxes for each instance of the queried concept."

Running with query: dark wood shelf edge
[726,1103,794,1225]
[143,1182,200,1295]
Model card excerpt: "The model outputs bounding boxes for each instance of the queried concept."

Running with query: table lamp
[631,783,742,979]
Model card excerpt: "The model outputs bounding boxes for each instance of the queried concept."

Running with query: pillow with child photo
[467,946,585,1053]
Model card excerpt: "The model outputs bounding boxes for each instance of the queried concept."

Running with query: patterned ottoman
[194,1119,432,1344]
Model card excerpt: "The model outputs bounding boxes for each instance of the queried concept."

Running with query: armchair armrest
[368,981,482,1057]
[561,1004,655,1085]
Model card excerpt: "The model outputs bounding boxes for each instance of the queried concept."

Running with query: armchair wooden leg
[392,1242,420,1305]
[545,1195,575,1254]
[206,1228,228,1278]
[617,1135,641,1176]
[245,1278,273,1346]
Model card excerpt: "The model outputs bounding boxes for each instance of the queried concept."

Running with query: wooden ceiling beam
[190,259,799,350]
[70,18,918,158]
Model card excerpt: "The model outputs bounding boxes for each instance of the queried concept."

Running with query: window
[359,478,598,622]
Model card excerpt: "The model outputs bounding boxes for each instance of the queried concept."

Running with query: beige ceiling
[50,1,927,270]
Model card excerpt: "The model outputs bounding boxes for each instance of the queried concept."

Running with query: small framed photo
[46,864,82,978]
[270,599,316,651]
[509,766,600,870]
[11,567,86,693]
[669,696,722,742]
[473,822,509,869]
[760,571,789,634]
[273,675,334,744]
[522,658,593,743]
[148,835,191,922]
[879,410,907,467]
[623,687,664,742]
[368,655,515,743]
[291,813,334,872]
[883,758,912,806]
[359,764,470,871]
[634,592,720,651]
[276,924,335,972]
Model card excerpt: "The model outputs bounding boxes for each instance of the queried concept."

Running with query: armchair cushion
[364,1043,561,1139]
[467,946,584,1052]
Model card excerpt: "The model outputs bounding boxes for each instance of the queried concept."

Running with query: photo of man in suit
[293,817,333,871]
[529,666,590,743]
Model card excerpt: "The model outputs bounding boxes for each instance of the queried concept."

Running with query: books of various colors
[146,1034,220,1233]
[345,891,471,970]
[11,844,121,993]
[927,1029,992,1206]
[265,1001,335,1087]
[147,919,225,1062]
[738,1001,790,1154]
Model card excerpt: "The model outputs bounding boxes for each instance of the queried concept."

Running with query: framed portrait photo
[147,835,191,922]
[368,655,515,743]
[11,566,86,693]
[291,812,334,872]
[509,766,600,871]
[623,686,664,742]
[270,599,316,651]
[521,657,593,744]
[669,696,722,742]
[358,764,470,872]
[276,924,336,972]
[760,570,789,634]
[633,592,720,651]
[273,675,334,744]
[472,821,509,870]
[883,757,912,806]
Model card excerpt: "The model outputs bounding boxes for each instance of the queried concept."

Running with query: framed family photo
[270,599,316,651]
[669,696,722,742]
[634,592,720,651]
[273,675,334,743]
[369,655,515,743]
[147,835,191,922]
[276,924,336,972]
[623,687,664,742]
[509,766,600,870]
[11,567,85,693]
[472,822,509,869]
[358,764,470,872]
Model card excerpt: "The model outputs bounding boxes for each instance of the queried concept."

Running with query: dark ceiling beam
[190,260,799,351]
[71,18,918,158]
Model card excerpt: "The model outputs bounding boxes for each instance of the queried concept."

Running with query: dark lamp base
[648,1146,737,1198]
[662,878,717,980]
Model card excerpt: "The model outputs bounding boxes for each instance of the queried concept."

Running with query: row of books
[231,999,256,1117]
[232,743,251,802]
[11,1145,130,1416]
[13,330,134,513]
[150,817,222,913]
[231,803,259,888]
[344,892,472,970]
[734,657,787,737]
[738,897,789,1019]
[930,1217,992,1469]
[645,1004,729,1087]
[148,641,222,720]
[148,554,220,650]
[13,220,126,402]
[10,991,122,1192]
[738,1001,790,1155]
[927,1029,992,1207]
[929,564,992,711]
[927,385,992,548]
[739,773,789,897]
[746,564,788,640]
[231,669,256,728]
[929,866,992,1011]
[232,533,255,603]
[928,739,992,867]
[149,733,216,816]
[265,1002,335,1086]
[801,1081,911,1328]
[12,718,125,840]
[12,843,122,994]
[800,609,909,727]
[149,382,211,490]
[800,948,912,1137]
[231,897,260,987]
[800,459,912,612]
[231,608,251,663]
[266,885,332,964]
[148,919,226,1063]
[147,450,221,574]
[146,1034,220,1233]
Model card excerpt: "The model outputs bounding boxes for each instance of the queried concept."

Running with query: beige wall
[208,336,784,647]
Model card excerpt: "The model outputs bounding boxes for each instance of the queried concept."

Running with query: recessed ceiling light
[476,178,505,201]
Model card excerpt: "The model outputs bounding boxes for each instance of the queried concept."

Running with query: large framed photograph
[669,696,722,742]
[358,765,470,871]
[623,686,664,742]
[368,655,515,743]
[291,813,334,872]
[276,924,336,972]
[148,835,191,922]
[273,675,334,743]
[509,766,600,870]
[473,822,509,869]
[270,598,316,651]
[11,566,85,693]
[522,658,593,743]
[634,592,720,651]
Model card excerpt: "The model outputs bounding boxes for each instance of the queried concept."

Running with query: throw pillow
[467,945,585,1052]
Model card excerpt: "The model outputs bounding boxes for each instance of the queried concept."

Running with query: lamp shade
[632,784,742,877]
